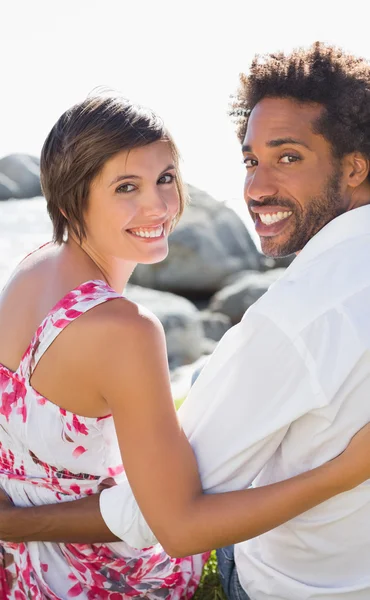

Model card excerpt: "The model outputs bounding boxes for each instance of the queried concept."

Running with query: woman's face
[84,141,180,264]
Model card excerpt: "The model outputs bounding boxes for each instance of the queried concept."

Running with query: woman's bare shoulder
[83,297,168,405]
[87,296,164,345]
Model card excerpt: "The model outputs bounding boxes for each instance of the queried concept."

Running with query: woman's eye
[158,173,175,184]
[116,183,136,193]
[279,154,300,164]
[243,158,258,169]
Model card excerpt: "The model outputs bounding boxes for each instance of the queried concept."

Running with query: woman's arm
[0,303,369,553]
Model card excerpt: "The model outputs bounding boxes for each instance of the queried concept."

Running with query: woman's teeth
[259,211,292,225]
[129,225,164,238]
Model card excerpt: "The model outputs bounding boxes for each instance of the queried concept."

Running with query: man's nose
[244,166,278,203]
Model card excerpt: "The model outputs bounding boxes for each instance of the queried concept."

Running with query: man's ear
[343,152,369,188]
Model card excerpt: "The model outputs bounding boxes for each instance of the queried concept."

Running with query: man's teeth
[259,211,292,225]
[129,225,164,238]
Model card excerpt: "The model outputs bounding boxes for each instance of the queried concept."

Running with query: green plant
[193,551,226,600]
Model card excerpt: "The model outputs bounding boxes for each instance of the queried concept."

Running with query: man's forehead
[244,98,323,148]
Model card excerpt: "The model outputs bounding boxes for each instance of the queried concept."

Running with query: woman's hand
[335,423,370,490]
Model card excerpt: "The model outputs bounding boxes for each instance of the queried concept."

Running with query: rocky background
[0,153,294,399]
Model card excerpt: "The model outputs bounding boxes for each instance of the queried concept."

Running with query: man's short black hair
[231,42,370,177]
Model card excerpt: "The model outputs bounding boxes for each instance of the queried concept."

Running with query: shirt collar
[283,204,370,277]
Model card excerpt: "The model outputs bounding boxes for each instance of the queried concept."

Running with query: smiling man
[206,42,370,599]
[242,100,346,257]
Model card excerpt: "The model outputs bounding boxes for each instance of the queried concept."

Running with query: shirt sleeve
[100,309,324,544]
[99,477,158,548]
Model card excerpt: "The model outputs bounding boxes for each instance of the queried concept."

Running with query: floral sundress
[0,278,207,599]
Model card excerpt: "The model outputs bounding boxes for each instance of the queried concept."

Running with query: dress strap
[18,280,122,380]
[18,242,53,264]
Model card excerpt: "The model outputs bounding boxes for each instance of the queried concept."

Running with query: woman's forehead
[98,141,174,182]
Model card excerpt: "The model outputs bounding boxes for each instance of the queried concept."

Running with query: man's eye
[279,155,300,164]
[158,173,175,184]
[116,183,136,193]
[243,158,258,168]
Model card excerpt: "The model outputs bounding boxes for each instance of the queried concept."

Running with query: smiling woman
[41,95,187,248]
[84,142,180,265]
[0,95,210,599]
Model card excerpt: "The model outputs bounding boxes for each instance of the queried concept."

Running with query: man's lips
[250,207,294,237]
[250,205,293,215]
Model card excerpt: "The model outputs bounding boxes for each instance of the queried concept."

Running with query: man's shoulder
[250,237,370,341]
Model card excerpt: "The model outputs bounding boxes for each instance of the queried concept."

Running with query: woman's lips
[126,223,166,243]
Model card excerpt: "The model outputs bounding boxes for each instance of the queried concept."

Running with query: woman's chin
[137,248,169,265]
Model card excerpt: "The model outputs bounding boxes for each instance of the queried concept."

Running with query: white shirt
[100,205,370,600]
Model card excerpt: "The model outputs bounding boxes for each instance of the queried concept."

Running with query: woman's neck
[62,237,137,294]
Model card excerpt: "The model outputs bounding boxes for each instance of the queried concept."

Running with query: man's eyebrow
[109,164,175,187]
[242,137,311,153]
[266,137,311,150]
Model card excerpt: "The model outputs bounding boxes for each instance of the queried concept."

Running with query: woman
[0,94,370,599]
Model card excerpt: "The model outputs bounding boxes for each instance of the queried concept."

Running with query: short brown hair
[230,42,370,180]
[40,95,187,243]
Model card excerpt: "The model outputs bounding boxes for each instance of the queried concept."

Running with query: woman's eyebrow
[109,164,176,187]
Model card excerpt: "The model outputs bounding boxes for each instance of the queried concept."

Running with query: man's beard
[252,165,345,258]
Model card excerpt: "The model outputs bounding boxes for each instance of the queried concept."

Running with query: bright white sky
[1,0,370,224]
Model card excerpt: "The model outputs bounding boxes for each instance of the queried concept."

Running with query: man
[204,42,370,598]
[2,42,370,599]
[176,43,370,598]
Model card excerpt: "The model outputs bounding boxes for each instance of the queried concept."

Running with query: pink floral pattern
[0,278,207,598]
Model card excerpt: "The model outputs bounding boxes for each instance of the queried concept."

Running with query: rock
[124,284,204,369]
[28,155,40,167]
[0,154,41,199]
[0,174,19,201]
[209,269,286,324]
[200,337,217,355]
[129,184,262,296]
[198,310,232,342]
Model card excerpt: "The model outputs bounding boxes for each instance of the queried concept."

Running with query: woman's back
[0,243,121,418]
[0,247,205,599]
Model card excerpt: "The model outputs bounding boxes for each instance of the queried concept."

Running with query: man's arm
[0,491,118,543]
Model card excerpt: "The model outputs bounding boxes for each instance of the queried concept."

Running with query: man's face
[242,98,346,257]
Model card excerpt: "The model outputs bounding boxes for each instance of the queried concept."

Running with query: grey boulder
[124,284,204,369]
[0,154,42,199]
[0,174,19,201]
[209,269,286,324]
[198,310,232,342]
